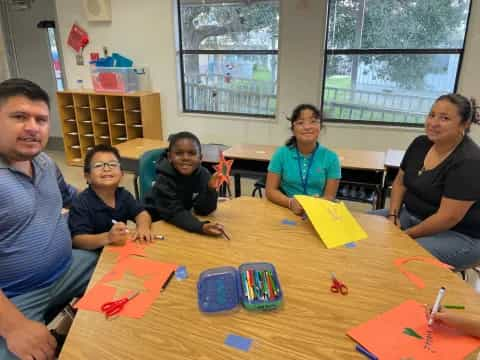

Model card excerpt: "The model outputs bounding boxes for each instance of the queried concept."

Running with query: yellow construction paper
[295,195,367,248]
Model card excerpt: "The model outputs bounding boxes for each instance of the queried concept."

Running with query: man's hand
[5,317,56,360]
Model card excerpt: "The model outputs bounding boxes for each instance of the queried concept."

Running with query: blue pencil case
[197,262,283,313]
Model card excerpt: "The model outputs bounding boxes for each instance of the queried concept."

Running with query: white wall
[55,0,480,151]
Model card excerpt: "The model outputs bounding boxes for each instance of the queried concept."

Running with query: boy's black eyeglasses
[91,161,121,170]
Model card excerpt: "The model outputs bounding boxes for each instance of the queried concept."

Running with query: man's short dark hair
[84,144,121,173]
[0,78,50,109]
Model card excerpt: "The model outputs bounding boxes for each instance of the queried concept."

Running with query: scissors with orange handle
[101,291,140,318]
[330,273,348,295]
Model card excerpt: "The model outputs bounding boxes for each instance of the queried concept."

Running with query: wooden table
[60,197,480,360]
[223,144,386,208]
[114,138,229,172]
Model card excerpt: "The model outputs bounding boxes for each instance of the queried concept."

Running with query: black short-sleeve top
[400,135,480,238]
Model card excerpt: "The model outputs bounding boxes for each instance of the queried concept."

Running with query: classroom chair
[135,148,167,200]
[252,175,266,198]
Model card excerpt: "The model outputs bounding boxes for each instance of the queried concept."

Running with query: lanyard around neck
[296,143,318,195]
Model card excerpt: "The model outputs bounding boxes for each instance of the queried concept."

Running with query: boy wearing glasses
[68,144,152,249]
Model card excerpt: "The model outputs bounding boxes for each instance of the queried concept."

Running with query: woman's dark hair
[84,144,121,173]
[167,131,202,154]
[435,93,480,133]
[285,104,322,147]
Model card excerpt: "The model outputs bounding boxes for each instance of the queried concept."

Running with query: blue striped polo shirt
[0,153,74,298]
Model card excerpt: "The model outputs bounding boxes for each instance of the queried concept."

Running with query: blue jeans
[0,249,98,359]
[371,206,480,270]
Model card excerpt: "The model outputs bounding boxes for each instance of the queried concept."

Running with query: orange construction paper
[105,239,149,261]
[348,300,480,360]
[75,257,177,318]
[212,151,233,190]
[394,256,453,289]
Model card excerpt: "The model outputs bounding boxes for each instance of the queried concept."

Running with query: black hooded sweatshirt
[144,157,218,233]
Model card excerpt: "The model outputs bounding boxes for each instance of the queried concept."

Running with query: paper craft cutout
[394,256,453,289]
[75,257,177,318]
[403,327,423,339]
[224,334,253,352]
[281,219,297,226]
[295,196,367,248]
[344,242,357,248]
[212,151,233,190]
[67,23,89,53]
[105,239,149,261]
[348,300,480,360]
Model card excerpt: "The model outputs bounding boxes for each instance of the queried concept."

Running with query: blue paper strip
[344,242,357,248]
[224,334,253,352]
[281,219,296,226]
[175,265,188,280]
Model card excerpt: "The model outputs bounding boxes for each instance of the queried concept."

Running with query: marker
[161,270,175,291]
[111,219,129,233]
[355,344,378,360]
[154,235,165,240]
[444,304,465,309]
[429,286,446,325]
[219,227,230,240]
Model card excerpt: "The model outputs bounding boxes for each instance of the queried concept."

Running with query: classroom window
[322,0,472,126]
[176,0,279,118]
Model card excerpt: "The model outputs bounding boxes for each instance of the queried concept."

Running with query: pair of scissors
[101,291,139,318]
[330,273,348,295]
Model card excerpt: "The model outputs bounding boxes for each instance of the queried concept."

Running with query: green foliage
[328,0,469,89]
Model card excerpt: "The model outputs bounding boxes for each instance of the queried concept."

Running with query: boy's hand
[108,221,129,245]
[208,172,221,190]
[202,222,224,236]
[133,226,153,243]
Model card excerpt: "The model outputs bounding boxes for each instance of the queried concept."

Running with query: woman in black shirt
[385,94,480,269]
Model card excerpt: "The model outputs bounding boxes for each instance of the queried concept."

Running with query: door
[1,0,64,137]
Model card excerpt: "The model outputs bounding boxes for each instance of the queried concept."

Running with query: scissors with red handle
[330,273,348,295]
[101,291,139,318]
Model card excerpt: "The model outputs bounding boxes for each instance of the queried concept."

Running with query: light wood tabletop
[115,138,228,164]
[223,144,386,171]
[60,197,480,360]
[114,138,169,160]
[385,149,406,168]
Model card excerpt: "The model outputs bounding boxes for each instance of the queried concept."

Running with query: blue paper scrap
[281,219,296,226]
[224,334,253,352]
[344,242,357,248]
[176,265,188,280]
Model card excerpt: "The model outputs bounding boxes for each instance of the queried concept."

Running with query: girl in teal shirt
[266,104,341,215]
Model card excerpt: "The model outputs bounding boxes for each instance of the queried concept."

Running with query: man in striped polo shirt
[0,79,98,360]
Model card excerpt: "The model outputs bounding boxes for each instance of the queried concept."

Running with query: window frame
[176,1,279,119]
[320,0,474,127]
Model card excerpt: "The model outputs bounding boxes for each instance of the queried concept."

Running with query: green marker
[444,304,465,309]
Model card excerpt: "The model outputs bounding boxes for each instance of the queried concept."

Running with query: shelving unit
[57,90,162,166]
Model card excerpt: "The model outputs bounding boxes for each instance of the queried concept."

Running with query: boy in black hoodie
[145,131,224,236]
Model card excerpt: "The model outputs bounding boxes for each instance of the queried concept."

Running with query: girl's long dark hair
[285,104,322,147]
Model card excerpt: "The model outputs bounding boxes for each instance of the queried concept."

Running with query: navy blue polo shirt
[69,186,145,236]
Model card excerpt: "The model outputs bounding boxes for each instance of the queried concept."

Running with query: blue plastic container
[197,262,283,313]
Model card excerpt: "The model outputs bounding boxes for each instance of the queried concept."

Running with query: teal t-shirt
[267,144,341,197]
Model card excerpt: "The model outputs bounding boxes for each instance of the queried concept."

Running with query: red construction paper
[105,239,148,261]
[67,23,89,53]
[394,256,453,289]
[75,257,177,318]
[348,300,480,360]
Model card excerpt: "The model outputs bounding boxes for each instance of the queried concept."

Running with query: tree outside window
[177,0,279,117]
[323,0,472,126]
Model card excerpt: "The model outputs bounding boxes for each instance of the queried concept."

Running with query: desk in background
[224,144,386,208]
[381,149,406,208]
[60,197,480,360]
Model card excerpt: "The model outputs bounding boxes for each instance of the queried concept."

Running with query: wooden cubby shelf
[57,90,162,166]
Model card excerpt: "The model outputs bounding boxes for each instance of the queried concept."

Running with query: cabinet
[56,90,162,166]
